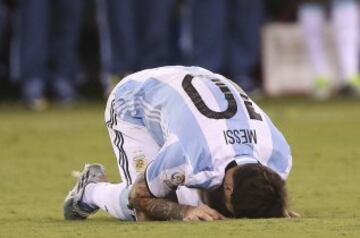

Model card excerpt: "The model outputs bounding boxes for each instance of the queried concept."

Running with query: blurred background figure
[13,0,84,110]
[298,0,360,99]
[136,0,181,69]
[226,0,265,94]
[188,0,226,74]
[0,1,7,77]
[95,0,137,96]
[3,0,356,103]
[188,0,265,94]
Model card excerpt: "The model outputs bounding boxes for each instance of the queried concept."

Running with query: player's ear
[223,169,235,198]
[223,171,235,215]
[224,179,233,195]
[224,183,233,202]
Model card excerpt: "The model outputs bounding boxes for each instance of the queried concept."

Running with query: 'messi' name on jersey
[223,129,257,145]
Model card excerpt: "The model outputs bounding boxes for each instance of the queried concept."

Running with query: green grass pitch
[1,98,360,238]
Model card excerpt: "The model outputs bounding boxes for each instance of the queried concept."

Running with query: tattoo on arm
[129,173,192,221]
[144,198,189,220]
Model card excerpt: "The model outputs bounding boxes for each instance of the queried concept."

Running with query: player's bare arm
[128,173,225,221]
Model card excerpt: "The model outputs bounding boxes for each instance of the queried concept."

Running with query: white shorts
[105,93,160,187]
[104,93,204,221]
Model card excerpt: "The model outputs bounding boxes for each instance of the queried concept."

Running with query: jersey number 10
[182,74,262,121]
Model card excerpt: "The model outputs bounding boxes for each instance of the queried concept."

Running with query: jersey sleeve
[144,134,191,198]
[176,187,204,206]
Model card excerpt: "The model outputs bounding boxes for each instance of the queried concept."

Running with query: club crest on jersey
[164,171,185,189]
[133,154,146,172]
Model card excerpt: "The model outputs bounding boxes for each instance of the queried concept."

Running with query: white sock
[299,3,331,79]
[82,182,134,220]
[332,0,360,82]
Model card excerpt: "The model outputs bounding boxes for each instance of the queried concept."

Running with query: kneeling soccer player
[64,66,297,221]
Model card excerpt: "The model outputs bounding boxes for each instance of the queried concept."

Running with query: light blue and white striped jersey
[111,66,292,198]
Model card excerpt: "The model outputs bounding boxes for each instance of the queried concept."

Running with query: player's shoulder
[112,65,231,98]
[126,66,217,80]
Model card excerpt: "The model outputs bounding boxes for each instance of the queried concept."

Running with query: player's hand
[285,210,301,218]
[183,204,225,221]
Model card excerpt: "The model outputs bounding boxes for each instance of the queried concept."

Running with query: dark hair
[231,164,287,218]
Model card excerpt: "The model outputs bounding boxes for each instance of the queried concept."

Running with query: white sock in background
[82,182,134,220]
[332,0,360,83]
[299,3,331,79]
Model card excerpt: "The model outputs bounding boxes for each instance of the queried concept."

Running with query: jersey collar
[225,155,259,172]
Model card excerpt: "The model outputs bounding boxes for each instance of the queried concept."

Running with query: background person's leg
[18,0,49,107]
[136,0,178,68]
[227,0,265,93]
[188,0,226,73]
[331,0,360,92]
[96,0,138,96]
[298,2,332,98]
[51,0,84,103]
[106,0,137,75]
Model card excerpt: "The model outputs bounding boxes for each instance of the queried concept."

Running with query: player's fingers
[216,212,226,220]
[288,211,301,218]
[199,213,214,221]
[183,215,200,222]
[200,205,225,220]
[196,209,214,221]
[208,208,225,220]
[184,211,211,221]
[284,210,301,218]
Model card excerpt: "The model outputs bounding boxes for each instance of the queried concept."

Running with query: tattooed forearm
[129,173,192,221]
[145,198,190,220]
